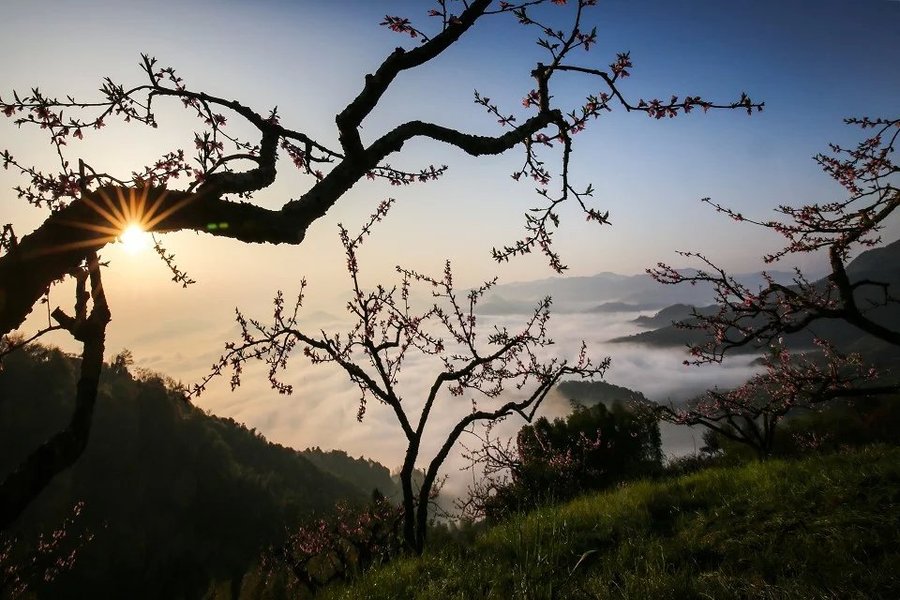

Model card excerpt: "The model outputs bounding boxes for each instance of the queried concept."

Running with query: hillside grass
[321,446,900,599]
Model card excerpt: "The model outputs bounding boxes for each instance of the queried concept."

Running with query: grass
[319,446,900,599]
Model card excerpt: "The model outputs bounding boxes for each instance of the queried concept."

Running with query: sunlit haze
[3,0,899,481]
[119,224,151,254]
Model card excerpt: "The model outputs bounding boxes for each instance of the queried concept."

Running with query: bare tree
[193,202,608,553]
[656,340,894,459]
[0,0,760,528]
[650,117,899,363]
[649,117,900,453]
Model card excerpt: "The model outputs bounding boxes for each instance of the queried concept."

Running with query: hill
[556,379,649,407]
[319,446,900,599]
[301,447,400,502]
[0,345,397,599]
[610,238,900,361]
[476,270,797,314]
[630,303,718,329]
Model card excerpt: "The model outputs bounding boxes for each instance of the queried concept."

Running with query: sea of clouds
[150,305,761,502]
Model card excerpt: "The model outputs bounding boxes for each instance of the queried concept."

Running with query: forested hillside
[556,379,650,408]
[0,345,397,599]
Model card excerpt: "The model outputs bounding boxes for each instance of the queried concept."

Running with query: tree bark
[0,255,110,531]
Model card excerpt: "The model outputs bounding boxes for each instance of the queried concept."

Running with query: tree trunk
[0,255,110,531]
[0,318,108,530]
[398,448,418,554]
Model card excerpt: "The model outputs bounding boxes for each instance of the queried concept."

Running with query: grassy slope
[322,446,900,600]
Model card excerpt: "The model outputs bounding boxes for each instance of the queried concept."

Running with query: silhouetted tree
[656,340,893,459]
[0,0,761,337]
[650,118,900,455]
[194,203,608,553]
[0,254,109,530]
[460,399,661,520]
[0,0,760,527]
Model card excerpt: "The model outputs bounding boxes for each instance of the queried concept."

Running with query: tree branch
[0,253,110,530]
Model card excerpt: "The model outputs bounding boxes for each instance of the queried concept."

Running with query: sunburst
[119,223,151,254]
[45,186,196,257]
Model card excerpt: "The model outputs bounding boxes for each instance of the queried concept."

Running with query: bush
[701,392,900,461]
[776,393,900,455]
[471,402,663,520]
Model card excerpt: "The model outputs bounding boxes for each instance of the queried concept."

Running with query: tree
[0,254,110,530]
[191,202,608,553]
[0,0,760,529]
[1,501,93,599]
[0,0,761,337]
[649,117,900,455]
[261,492,403,595]
[459,399,661,520]
[656,340,891,459]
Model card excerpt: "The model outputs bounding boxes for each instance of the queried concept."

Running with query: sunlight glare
[119,223,151,254]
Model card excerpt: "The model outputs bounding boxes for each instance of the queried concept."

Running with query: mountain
[845,238,900,280]
[302,447,399,502]
[477,270,798,315]
[631,303,718,329]
[557,379,649,408]
[610,238,900,362]
[586,301,660,313]
[0,345,398,599]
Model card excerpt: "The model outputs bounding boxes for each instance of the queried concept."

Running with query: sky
[2,0,899,484]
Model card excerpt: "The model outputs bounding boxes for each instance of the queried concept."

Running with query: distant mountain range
[476,269,800,315]
[609,238,900,363]
[630,303,719,329]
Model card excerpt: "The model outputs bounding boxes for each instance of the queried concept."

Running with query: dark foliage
[556,379,649,408]
[703,391,900,462]
[466,402,662,520]
[0,345,394,599]
[262,491,403,596]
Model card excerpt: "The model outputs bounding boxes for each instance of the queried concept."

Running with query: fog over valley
[115,271,770,500]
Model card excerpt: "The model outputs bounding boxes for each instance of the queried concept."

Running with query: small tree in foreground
[460,399,661,520]
[656,339,893,459]
[261,492,403,596]
[193,203,607,553]
[0,501,93,599]
[649,117,900,455]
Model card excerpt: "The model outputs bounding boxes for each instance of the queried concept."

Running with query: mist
[159,307,761,502]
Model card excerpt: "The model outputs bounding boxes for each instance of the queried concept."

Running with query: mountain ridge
[0,345,398,599]
[477,268,800,315]
[609,238,900,357]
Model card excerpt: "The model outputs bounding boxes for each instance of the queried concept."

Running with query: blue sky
[2,1,899,467]
[3,1,898,279]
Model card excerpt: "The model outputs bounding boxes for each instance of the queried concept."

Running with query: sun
[47,187,189,258]
[119,223,151,254]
